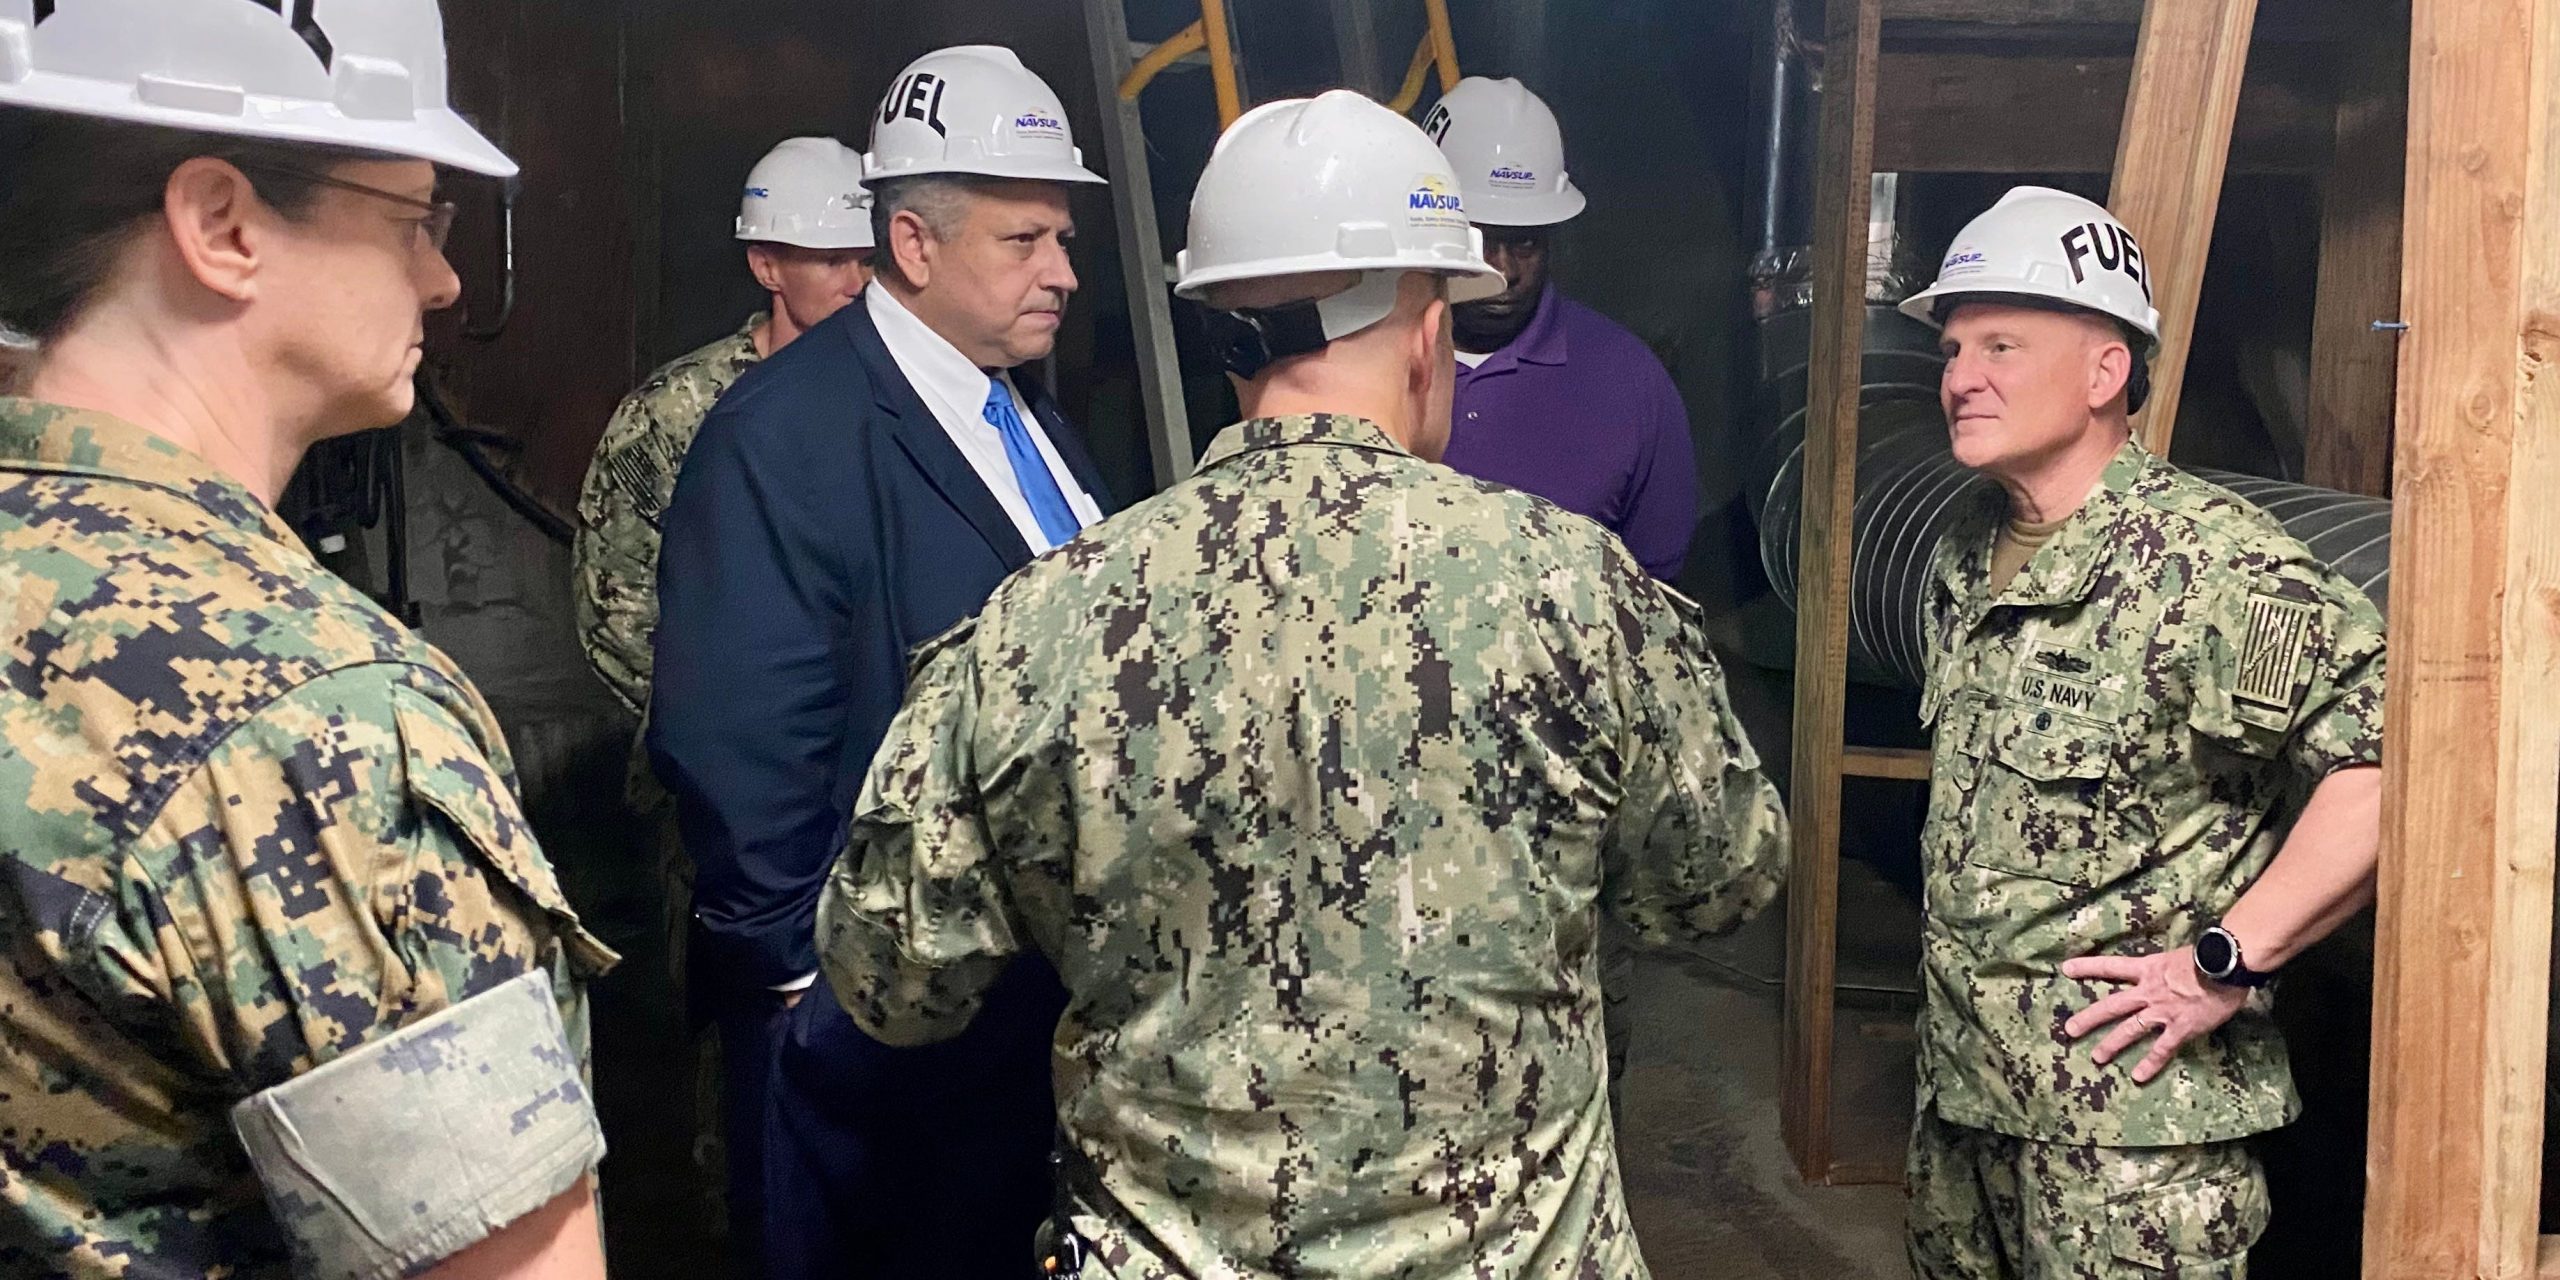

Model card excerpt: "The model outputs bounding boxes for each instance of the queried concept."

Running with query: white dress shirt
[866,285,1103,554]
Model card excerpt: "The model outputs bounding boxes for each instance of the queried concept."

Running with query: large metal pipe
[1751,304,2395,690]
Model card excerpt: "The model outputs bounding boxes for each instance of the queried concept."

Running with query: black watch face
[2197,930,2237,978]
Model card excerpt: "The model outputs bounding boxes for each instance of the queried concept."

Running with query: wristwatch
[2194,924,2273,988]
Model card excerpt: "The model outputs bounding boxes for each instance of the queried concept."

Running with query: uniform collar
[730,310,771,359]
[1941,436,2153,609]
[0,398,293,545]
[1196,413,1411,471]
[1457,283,1573,379]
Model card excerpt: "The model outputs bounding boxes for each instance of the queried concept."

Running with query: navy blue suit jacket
[648,300,1115,994]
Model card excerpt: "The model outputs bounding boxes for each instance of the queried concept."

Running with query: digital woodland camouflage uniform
[571,312,763,1225]
[0,400,614,1277]
[817,413,1793,1278]
[1910,441,2386,1279]
[575,311,766,719]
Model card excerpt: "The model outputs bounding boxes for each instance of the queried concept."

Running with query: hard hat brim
[1897,281,2163,350]
[0,73,518,176]
[860,156,1107,187]
[735,229,878,250]
[735,219,878,250]
[1175,254,1505,303]
[1461,184,1587,228]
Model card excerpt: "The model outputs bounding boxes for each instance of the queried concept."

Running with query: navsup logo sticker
[1012,111,1067,141]
[1407,175,1467,228]
[1941,248,1987,277]
[1488,165,1538,189]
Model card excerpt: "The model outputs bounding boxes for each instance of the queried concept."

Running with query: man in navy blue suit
[648,44,1117,1279]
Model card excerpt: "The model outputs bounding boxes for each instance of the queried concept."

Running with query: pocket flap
[2107,1165,2270,1269]
[1986,706,2111,783]
[393,696,617,977]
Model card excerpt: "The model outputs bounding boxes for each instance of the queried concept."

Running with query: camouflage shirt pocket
[1966,704,2140,889]
[390,694,617,978]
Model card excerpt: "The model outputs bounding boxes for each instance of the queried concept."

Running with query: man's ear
[2089,338,2133,412]
[745,243,784,293]
[163,157,264,305]
[1413,295,1450,388]
[886,209,936,290]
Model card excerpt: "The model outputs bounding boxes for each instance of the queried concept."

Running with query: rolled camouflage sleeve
[1600,573,1793,943]
[2188,551,2387,783]
[816,622,1022,1047]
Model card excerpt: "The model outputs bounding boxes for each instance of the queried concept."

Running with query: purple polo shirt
[1443,284,1700,581]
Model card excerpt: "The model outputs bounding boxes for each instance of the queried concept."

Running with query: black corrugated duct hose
[1751,304,2394,690]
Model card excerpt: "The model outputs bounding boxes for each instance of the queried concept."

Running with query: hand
[2058,947,2249,1085]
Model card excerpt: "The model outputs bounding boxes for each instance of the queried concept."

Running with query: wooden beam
[1842,746,1932,781]
[2360,0,2560,1271]
[2106,0,2262,456]
[1872,46,2329,175]
[2539,1235,2560,1279]
[1779,0,1882,1185]
[2303,12,2406,498]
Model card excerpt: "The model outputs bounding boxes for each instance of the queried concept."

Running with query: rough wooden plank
[1779,0,1882,1186]
[1841,746,1933,781]
[2304,13,2406,498]
[1872,46,2329,175]
[2360,0,2560,1273]
[2106,0,2262,455]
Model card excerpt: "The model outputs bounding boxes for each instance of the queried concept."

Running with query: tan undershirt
[1988,510,2074,594]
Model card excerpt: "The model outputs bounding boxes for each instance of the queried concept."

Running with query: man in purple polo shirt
[1422,76,1701,582]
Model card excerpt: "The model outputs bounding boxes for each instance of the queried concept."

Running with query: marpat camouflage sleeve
[2,667,608,1277]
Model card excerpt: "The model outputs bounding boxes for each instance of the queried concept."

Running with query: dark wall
[432,0,641,510]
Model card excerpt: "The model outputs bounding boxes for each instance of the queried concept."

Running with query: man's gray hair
[869,174,1011,285]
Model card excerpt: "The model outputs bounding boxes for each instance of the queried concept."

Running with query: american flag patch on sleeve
[2235,592,2317,710]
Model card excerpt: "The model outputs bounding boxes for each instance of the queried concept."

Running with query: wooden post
[2360,0,2560,1272]
[2105,0,2261,456]
[1778,0,1881,1184]
[2304,12,2407,499]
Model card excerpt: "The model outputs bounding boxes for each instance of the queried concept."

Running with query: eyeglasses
[237,162,460,253]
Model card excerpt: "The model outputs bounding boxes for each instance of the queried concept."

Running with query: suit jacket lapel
[1017,375,1117,515]
[842,304,1036,571]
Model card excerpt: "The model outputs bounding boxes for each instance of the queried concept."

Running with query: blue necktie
[982,379,1082,546]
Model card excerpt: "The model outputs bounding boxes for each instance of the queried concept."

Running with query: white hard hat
[1421,76,1585,227]
[1898,185,2161,347]
[0,0,513,175]
[1176,91,1503,302]
[862,45,1103,187]
[1176,92,1504,376]
[736,137,874,250]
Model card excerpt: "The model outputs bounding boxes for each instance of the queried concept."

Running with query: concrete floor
[1618,868,1919,1280]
